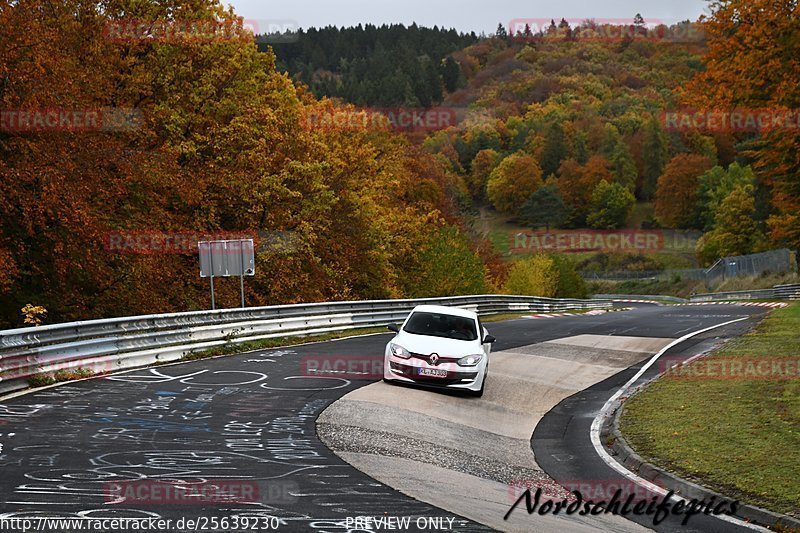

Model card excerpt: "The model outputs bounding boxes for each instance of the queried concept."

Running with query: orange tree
[486,153,543,214]
[0,0,474,325]
[557,155,614,226]
[654,154,713,228]
[680,0,800,249]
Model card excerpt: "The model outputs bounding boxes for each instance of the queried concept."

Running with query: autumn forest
[0,0,798,327]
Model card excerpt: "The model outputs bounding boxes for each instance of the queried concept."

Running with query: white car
[383,305,495,397]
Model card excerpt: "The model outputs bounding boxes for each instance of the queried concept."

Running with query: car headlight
[458,353,483,366]
[390,343,411,359]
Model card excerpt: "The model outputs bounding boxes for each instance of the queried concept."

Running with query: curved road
[0,304,770,532]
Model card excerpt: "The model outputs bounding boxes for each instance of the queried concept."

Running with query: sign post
[240,245,245,308]
[199,239,255,309]
[209,244,216,310]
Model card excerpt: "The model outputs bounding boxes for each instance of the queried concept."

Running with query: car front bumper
[385,358,484,391]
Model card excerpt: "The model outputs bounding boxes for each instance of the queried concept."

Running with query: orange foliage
[680,0,800,247]
[486,153,543,214]
[654,154,713,228]
[0,0,463,325]
[557,155,613,223]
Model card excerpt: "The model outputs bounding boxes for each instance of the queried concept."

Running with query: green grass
[587,277,707,298]
[713,272,800,293]
[571,251,695,270]
[482,211,522,255]
[588,272,800,299]
[626,201,654,228]
[619,303,800,516]
[474,204,698,270]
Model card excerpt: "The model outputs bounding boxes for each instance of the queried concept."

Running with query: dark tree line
[264,24,478,107]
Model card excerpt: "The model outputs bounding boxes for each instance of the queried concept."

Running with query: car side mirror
[483,334,496,344]
[387,323,400,333]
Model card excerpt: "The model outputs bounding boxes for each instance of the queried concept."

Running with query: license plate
[418,368,447,378]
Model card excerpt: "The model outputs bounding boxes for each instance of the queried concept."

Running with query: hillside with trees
[680,0,800,257]
[1,1,797,326]
[267,24,478,106]
[413,17,792,265]
[0,1,493,327]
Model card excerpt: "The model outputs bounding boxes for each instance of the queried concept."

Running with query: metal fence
[580,269,706,281]
[581,249,796,286]
[0,294,611,395]
[704,249,795,287]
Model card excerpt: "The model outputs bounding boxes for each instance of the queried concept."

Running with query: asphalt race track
[533,317,759,533]
[0,304,770,532]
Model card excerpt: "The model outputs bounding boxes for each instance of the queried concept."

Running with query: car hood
[392,331,481,357]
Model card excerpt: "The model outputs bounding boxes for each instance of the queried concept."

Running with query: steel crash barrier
[595,283,800,305]
[0,294,612,395]
[593,294,687,304]
[689,283,800,302]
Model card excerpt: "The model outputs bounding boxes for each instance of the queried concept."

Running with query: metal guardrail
[689,283,800,302]
[594,284,800,305]
[0,294,611,395]
[593,294,687,304]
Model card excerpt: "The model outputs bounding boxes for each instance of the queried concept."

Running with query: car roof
[410,305,478,320]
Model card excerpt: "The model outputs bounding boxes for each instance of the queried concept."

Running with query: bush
[406,226,488,297]
[586,180,636,229]
[504,255,559,297]
[575,252,662,273]
[504,253,586,298]
[28,374,57,388]
[28,367,95,388]
[519,184,568,230]
[21,304,47,326]
[695,183,767,266]
[53,367,95,381]
[551,255,588,298]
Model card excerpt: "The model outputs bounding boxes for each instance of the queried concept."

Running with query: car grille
[409,351,460,365]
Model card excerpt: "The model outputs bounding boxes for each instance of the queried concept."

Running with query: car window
[403,312,478,341]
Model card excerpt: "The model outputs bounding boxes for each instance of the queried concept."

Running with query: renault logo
[429,353,439,366]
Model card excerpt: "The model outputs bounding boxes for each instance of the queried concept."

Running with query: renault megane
[383,305,495,397]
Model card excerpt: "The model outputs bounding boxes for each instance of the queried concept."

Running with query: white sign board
[199,239,255,278]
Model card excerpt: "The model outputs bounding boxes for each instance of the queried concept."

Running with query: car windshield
[403,311,478,341]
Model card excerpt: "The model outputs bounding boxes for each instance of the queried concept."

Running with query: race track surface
[0,304,768,532]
